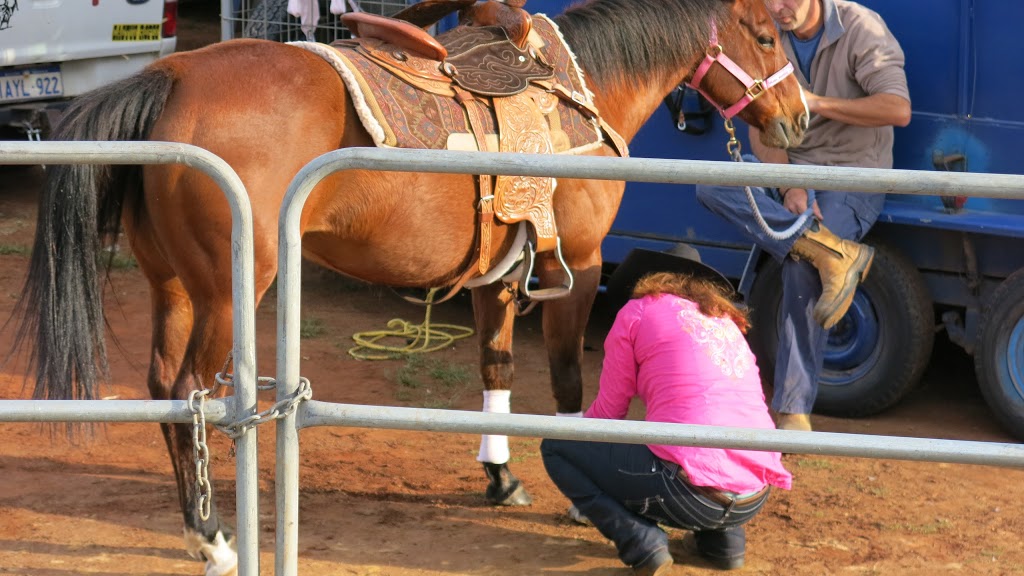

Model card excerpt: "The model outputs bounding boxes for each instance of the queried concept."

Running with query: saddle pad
[290,15,603,154]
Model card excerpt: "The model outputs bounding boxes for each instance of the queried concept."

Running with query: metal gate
[220,0,415,43]
[0,141,264,574]
[3,142,1024,576]
[270,148,1024,575]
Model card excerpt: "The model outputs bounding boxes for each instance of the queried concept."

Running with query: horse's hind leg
[471,282,532,506]
[145,278,194,496]
[153,297,240,576]
[127,202,238,574]
[155,295,237,573]
[138,269,237,574]
[166,295,240,575]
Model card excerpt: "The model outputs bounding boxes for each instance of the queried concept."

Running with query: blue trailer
[261,0,1023,438]
[521,0,1024,440]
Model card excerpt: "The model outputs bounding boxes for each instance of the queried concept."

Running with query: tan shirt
[782,0,910,169]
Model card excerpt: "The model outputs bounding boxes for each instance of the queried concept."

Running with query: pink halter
[686,21,795,119]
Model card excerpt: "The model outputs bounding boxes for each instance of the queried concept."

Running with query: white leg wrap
[184,528,238,576]
[477,389,511,464]
[556,411,583,418]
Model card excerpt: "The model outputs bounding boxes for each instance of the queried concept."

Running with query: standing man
[695,0,911,431]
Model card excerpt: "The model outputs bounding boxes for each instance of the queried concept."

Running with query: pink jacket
[586,294,792,493]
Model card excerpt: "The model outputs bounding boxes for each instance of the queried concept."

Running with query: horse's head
[686,0,808,149]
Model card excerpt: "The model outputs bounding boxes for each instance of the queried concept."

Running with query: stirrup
[515,236,573,304]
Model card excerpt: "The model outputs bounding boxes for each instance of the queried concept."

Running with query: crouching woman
[541,271,792,575]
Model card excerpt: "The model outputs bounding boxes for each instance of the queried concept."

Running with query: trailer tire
[748,242,934,416]
[973,268,1024,441]
[243,0,293,41]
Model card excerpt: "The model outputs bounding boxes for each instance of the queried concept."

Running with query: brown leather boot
[775,412,812,432]
[790,223,875,329]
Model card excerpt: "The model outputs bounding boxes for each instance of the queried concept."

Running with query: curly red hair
[631,272,750,333]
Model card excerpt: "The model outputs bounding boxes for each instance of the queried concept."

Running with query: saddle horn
[390,0,476,29]
[459,0,532,48]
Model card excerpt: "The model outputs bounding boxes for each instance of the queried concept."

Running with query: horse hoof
[486,480,533,506]
[184,527,238,576]
[482,462,533,506]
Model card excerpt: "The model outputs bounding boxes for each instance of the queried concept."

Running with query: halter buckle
[746,79,766,100]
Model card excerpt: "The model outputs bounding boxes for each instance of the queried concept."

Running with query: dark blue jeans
[540,438,768,568]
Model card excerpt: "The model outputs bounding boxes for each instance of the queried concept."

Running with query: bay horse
[15,0,806,573]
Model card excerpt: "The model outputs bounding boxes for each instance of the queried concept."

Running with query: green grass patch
[394,355,474,409]
[427,361,471,387]
[508,439,540,464]
[793,458,837,471]
[300,318,327,339]
[865,486,887,497]
[0,244,30,256]
[0,243,139,269]
[105,252,138,269]
[851,480,887,497]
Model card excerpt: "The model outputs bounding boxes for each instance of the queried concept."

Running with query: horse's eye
[758,36,776,48]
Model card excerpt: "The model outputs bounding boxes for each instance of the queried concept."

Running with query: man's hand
[782,187,823,220]
[803,90,822,115]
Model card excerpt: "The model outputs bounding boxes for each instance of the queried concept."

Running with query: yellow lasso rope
[348,288,476,360]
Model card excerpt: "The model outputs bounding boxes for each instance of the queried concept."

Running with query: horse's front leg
[471,282,532,506]
[540,256,602,415]
[537,255,602,525]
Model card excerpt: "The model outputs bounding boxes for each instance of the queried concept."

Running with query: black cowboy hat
[604,244,734,312]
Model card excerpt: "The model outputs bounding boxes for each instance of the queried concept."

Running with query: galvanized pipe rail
[0,141,262,576]
[300,403,1024,468]
[0,399,231,423]
[276,147,1024,575]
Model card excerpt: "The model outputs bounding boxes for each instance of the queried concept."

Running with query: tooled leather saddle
[294,0,628,302]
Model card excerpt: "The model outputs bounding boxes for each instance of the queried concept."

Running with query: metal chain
[186,352,315,522]
[214,377,314,440]
[188,388,214,522]
[214,352,277,391]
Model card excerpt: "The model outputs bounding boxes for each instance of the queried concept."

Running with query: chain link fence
[222,0,415,43]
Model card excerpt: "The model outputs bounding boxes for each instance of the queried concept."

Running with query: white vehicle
[0,0,177,139]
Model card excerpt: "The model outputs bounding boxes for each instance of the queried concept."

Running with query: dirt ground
[1,4,1023,575]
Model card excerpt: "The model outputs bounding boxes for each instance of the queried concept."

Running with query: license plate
[0,66,64,103]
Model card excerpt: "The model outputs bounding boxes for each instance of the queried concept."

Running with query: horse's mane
[554,0,728,84]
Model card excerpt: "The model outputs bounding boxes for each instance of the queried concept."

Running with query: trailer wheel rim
[1001,316,1024,402]
[822,291,880,384]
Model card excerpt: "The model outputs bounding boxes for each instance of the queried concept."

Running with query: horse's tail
[14,67,175,404]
